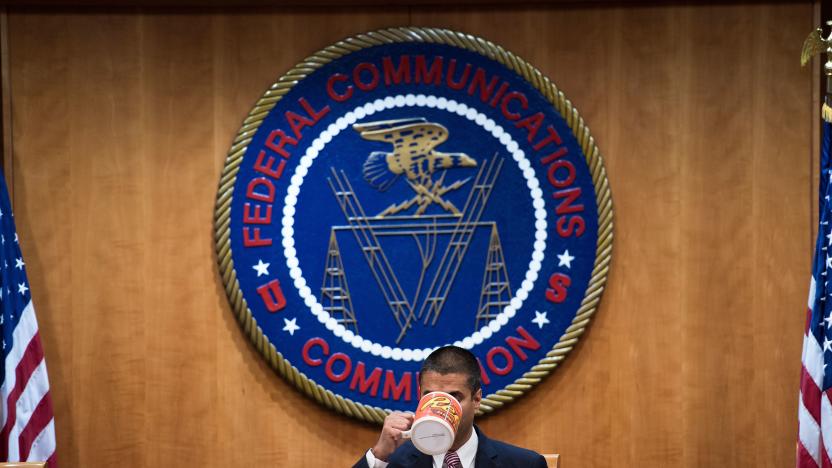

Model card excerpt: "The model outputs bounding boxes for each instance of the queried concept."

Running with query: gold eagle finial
[802,25,832,67]
[801,22,832,122]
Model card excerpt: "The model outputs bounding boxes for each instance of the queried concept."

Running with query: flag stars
[283,317,300,336]
[557,250,575,269]
[14,233,18,244]
[17,282,27,296]
[14,258,23,270]
[824,337,832,353]
[252,259,270,277]
[825,313,832,329]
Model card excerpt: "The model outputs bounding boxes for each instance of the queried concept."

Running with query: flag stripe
[2,334,43,436]
[805,323,826,388]
[804,365,823,422]
[0,301,38,434]
[7,358,48,461]
[18,393,52,462]
[1,334,44,460]
[28,419,54,463]
[823,392,832,464]
[801,386,822,465]
[799,441,821,468]
[22,419,53,463]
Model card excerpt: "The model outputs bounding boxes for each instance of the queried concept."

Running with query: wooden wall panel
[7,9,411,468]
[413,4,814,468]
[4,3,814,468]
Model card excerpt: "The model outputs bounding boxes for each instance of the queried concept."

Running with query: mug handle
[400,429,412,439]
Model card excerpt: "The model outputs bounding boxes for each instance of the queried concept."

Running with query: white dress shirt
[365,428,479,468]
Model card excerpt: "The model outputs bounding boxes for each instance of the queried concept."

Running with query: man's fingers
[388,420,410,431]
[387,413,413,426]
[383,412,414,436]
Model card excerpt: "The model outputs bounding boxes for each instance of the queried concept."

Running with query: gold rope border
[214,27,614,424]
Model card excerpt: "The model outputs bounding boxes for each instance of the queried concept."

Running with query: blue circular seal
[214,28,613,422]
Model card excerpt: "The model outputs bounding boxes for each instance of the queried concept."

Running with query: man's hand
[371,411,414,461]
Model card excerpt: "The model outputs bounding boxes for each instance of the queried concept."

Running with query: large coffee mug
[401,391,463,455]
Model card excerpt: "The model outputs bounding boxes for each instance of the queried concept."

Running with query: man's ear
[473,388,482,410]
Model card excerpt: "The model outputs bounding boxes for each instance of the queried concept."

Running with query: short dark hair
[420,345,481,393]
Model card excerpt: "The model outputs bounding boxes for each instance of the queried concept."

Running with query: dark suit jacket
[353,426,548,468]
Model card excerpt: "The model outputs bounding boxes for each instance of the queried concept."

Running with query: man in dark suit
[354,346,547,468]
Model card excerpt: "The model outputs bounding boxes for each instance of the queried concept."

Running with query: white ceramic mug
[401,391,463,455]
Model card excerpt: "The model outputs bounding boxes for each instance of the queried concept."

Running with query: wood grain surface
[4,3,814,467]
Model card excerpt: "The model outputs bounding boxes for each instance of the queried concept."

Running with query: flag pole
[0,6,11,199]
[824,31,832,123]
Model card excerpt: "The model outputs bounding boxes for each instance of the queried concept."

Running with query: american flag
[799,114,832,468]
[0,174,56,466]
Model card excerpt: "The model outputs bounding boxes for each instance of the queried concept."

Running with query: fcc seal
[214,28,613,422]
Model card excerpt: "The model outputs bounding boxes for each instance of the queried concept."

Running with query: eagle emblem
[354,118,477,216]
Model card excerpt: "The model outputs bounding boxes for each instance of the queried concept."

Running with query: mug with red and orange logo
[401,391,463,455]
